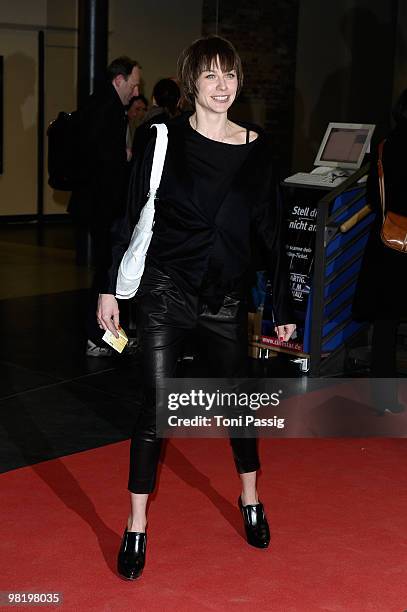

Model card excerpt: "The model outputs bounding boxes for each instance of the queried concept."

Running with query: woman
[131,78,181,156]
[142,78,181,125]
[98,36,296,580]
[353,89,407,413]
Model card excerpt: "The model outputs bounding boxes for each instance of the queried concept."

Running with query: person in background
[68,56,140,357]
[131,78,181,154]
[353,89,407,413]
[128,94,149,124]
[97,36,295,580]
[126,94,148,160]
[145,77,181,124]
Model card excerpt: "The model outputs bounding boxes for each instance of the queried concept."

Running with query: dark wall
[202,0,401,174]
[293,0,401,171]
[202,0,300,176]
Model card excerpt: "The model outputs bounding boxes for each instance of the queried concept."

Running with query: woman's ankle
[127,515,147,533]
[240,491,259,506]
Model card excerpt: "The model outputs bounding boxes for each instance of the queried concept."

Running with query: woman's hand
[274,323,296,342]
[97,294,120,338]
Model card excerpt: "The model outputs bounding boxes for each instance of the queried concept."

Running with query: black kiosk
[249,123,376,376]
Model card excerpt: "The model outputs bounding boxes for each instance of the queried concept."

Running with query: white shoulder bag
[115,123,168,299]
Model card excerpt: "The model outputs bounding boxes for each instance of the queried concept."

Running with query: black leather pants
[128,266,260,494]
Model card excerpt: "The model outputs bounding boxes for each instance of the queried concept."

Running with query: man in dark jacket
[68,56,140,356]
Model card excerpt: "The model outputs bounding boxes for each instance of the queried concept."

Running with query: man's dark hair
[392,88,407,123]
[177,36,243,106]
[152,79,180,115]
[107,56,140,81]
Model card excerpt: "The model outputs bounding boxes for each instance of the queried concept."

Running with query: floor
[3,436,407,612]
[0,222,144,473]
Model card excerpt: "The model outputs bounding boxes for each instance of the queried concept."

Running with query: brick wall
[202,0,299,174]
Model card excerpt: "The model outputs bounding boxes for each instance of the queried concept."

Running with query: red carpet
[1,438,407,611]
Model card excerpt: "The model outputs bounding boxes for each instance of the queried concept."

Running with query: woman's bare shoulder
[227,120,260,144]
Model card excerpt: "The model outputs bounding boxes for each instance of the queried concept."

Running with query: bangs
[177,35,243,105]
[198,44,237,74]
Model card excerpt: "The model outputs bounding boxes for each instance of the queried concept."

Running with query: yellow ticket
[102,326,128,353]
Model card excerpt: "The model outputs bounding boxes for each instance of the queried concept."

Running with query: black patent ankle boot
[117,529,147,580]
[238,496,270,549]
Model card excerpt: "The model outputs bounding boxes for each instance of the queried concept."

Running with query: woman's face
[194,57,238,114]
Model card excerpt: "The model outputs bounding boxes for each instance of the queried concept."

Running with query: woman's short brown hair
[177,36,243,106]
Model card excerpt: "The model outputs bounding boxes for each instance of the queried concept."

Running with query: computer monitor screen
[314,122,375,169]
